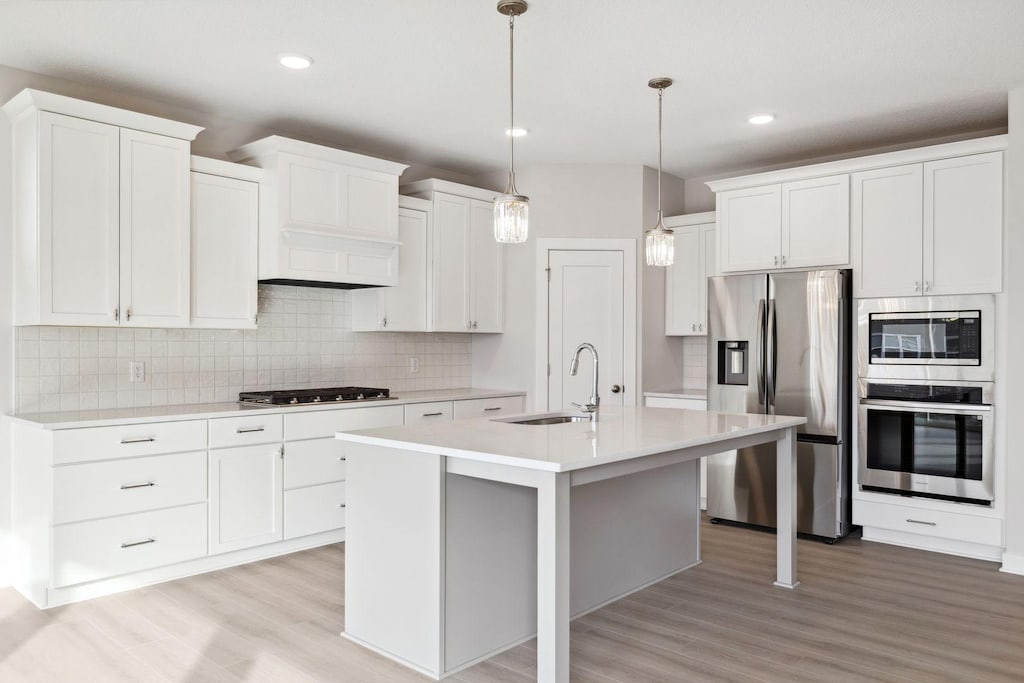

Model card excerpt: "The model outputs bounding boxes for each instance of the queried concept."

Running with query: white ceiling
[1,0,1023,179]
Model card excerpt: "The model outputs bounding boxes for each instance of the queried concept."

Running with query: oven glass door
[864,404,984,480]
[868,311,981,365]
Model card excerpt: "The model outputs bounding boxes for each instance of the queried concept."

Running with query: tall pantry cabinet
[3,89,203,327]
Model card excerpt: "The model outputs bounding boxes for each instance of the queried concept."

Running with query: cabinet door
[665,225,702,335]
[924,152,1003,295]
[469,199,503,333]
[851,164,923,298]
[381,207,429,331]
[781,174,849,269]
[209,444,283,554]
[717,185,782,272]
[699,224,716,332]
[432,193,472,331]
[38,112,120,326]
[191,173,258,328]
[119,129,191,327]
[344,168,399,240]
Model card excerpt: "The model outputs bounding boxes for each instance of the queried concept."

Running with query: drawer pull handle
[422,412,444,417]
[483,407,502,412]
[121,538,155,549]
[338,456,347,461]
[236,426,265,434]
[121,437,156,444]
[906,518,937,526]
[120,482,155,490]
[338,503,347,508]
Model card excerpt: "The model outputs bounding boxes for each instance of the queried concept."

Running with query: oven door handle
[860,399,991,415]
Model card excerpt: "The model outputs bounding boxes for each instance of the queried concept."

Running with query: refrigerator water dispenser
[717,341,748,385]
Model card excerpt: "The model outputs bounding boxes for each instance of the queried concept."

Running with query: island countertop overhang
[335,406,806,473]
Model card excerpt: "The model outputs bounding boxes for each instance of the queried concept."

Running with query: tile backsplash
[15,285,472,413]
[682,336,708,390]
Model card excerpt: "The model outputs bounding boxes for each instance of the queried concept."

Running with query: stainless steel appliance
[707,269,851,540]
[239,386,392,405]
[858,378,994,504]
[857,296,994,383]
[856,296,996,504]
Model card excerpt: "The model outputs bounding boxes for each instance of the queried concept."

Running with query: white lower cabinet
[53,504,207,588]
[452,395,524,420]
[285,482,347,540]
[404,401,455,425]
[208,443,284,554]
[854,496,1003,559]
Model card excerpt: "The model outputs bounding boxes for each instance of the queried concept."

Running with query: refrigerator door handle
[756,298,766,405]
[767,298,777,408]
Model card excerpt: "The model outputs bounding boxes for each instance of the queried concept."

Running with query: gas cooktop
[239,387,392,406]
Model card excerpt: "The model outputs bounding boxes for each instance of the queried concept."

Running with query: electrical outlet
[409,357,420,374]
[129,361,145,383]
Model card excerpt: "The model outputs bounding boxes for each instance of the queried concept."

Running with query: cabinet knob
[698,323,704,332]
[114,308,120,322]
[472,321,478,330]
[923,281,931,292]
[381,317,387,328]
[691,323,696,332]
[913,281,920,292]
[773,256,779,266]
[126,308,132,322]
[611,384,623,394]
[780,255,787,266]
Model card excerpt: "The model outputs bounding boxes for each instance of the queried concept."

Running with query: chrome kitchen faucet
[569,342,599,420]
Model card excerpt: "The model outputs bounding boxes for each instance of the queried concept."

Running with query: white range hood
[228,136,409,289]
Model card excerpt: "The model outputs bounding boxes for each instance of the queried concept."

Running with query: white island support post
[337,407,806,683]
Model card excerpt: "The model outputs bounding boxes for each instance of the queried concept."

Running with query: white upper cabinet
[403,180,504,334]
[717,185,781,272]
[352,197,431,332]
[227,137,409,288]
[852,151,1002,298]
[119,129,191,327]
[716,175,848,273]
[3,89,202,327]
[190,157,261,329]
[780,174,850,269]
[665,213,715,336]
[924,152,1003,296]
[851,164,924,298]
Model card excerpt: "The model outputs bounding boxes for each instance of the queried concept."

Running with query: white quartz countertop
[336,406,805,473]
[643,388,708,400]
[6,388,526,430]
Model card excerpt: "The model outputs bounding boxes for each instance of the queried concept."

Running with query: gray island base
[335,406,806,682]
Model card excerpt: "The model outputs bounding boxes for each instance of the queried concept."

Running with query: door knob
[611,384,622,394]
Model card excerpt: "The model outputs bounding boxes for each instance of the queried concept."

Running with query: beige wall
[469,164,687,408]
[1001,86,1024,574]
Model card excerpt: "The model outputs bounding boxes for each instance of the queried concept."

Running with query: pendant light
[645,77,674,266]
[494,0,529,244]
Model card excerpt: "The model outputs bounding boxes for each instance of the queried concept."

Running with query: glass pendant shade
[494,193,529,243]
[645,223,675,266]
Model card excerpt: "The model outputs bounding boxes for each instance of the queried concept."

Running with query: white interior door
[546,249,629,410]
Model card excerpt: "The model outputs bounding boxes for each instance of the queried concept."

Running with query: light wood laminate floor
[2,517,1023,682]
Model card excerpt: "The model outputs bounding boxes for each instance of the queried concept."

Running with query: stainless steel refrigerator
[706,269,852,540]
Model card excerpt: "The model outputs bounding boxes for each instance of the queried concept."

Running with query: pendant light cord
[507,12,517,195]
[657,85,664,224]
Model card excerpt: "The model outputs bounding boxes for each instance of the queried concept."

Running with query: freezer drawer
[707,441,847,539]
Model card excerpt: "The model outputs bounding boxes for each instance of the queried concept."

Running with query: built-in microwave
[858,296,994,382]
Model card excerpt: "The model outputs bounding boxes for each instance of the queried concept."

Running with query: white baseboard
[1000,551,1024,575]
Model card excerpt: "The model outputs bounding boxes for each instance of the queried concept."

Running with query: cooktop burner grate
[239,386,391,405]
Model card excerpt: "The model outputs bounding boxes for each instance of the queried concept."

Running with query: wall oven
[858,295,994,382]
[858,379,994,504]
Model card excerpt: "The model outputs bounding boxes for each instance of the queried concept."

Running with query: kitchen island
[335,406,806,682]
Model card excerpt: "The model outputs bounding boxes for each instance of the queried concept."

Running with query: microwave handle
[860,398,991,415]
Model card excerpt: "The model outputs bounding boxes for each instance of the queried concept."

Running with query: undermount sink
[497,413,593,426]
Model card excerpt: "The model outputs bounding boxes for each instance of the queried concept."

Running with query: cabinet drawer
[285,438,346,489]
[452,395,524,421]
[855,498,1002,547]
[52,503,207,587]
[285,404,404,440]
[645,397,707,410]
[209,413,283,448]
[404,401,454,425]
[54,451,207,524]
[284,482,346,540]
[52,420,207,464]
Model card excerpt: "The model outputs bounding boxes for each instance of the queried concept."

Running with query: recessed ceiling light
[505,128,528,137]
[748,113,775,125]
[279,54,313,70]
